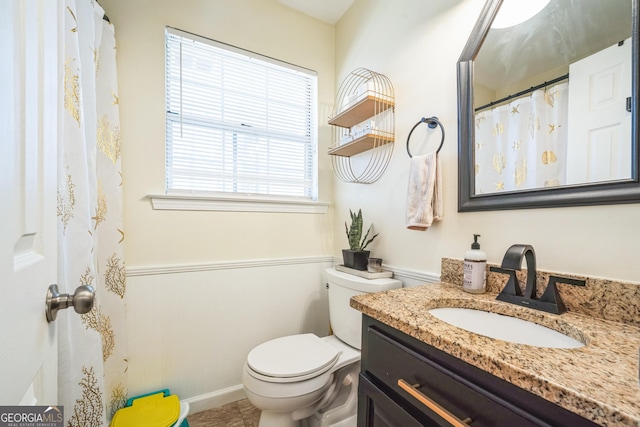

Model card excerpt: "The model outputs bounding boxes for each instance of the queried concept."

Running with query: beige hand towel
[406,152,442,230]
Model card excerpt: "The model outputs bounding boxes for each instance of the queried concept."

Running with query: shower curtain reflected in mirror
[474,82,569,194]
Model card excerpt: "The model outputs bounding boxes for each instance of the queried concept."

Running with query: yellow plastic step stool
[111,391,186,427]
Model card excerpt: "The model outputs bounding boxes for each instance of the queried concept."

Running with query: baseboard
[182,384,247,415]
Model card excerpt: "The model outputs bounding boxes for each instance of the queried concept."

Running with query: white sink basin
[428,308,584,348]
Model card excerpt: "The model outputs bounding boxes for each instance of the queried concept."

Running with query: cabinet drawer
[363,325,539,427]
[358,375,427,427]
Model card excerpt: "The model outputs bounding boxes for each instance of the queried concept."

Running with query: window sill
[148,194,330,214]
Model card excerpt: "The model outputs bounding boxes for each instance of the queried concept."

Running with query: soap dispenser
[463,234,487,294]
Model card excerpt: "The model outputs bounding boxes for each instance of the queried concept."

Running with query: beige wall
[125,259,333,410]
[101,0,336,267]
[334,0,640,284]
[104,0,640,280]
[101,1,340,406]
[98,0,640,409]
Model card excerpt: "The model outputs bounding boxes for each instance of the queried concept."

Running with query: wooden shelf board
[328,95,394,128]
[328,133,394,157]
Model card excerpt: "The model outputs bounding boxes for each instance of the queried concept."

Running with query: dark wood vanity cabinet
[358,315,600,427]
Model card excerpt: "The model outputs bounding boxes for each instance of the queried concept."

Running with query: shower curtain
[474,82,569,194]
[57,0,127,424]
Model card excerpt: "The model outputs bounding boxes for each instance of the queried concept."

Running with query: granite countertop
[350,282,640,427]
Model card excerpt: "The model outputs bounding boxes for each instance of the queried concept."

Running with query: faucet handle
[539,275,586,314]
[490,266,522,297]
[547,275,586,288]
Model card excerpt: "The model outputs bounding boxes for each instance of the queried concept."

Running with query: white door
[566,38,632,184]
[0,0,62,405]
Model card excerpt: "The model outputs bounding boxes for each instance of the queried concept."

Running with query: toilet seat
[247,334,341,383]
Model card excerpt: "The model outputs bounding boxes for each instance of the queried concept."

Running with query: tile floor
[186,399,261,427]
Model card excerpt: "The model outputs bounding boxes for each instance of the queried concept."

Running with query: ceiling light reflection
[491,0,551,29]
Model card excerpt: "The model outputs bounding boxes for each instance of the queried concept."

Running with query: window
[165,28,318,201]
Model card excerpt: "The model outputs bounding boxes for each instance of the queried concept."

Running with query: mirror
[458,0,640,211]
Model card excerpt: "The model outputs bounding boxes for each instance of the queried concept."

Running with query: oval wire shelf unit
[328,68,395,184]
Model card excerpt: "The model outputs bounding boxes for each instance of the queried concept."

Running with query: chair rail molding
[126,256,335,277]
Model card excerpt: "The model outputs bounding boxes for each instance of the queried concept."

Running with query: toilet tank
[326,268,401,350]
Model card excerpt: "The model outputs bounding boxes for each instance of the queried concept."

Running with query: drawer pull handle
[398,379,472,426]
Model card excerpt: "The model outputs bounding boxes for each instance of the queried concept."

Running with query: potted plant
[342,209,379,271]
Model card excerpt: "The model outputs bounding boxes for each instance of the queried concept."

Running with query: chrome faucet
[490,244,585,314]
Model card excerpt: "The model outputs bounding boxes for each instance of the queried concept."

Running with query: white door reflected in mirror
[567,39,632,185]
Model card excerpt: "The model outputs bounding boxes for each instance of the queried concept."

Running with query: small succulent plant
[345,209,379,251]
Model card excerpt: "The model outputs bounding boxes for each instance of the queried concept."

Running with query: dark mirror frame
[457,0,640,211]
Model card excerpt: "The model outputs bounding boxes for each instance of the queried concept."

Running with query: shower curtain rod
[474,73,569,112]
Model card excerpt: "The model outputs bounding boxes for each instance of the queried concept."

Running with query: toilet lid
[247,334,341,379]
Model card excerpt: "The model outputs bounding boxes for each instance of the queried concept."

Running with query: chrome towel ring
[406,116,445,158]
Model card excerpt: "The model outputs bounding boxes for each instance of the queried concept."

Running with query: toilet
[242,268,401,427]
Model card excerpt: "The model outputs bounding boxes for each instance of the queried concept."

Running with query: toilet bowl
[242,268,401,427]
[243,334,360,427]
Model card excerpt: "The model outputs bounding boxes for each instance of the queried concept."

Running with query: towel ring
[406,116,445,158]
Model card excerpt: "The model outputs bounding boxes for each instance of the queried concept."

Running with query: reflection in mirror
[457,0,640,211]
[474,0,631,194]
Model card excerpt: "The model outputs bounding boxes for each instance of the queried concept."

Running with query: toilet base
[315,414,356,427]
[259,411,300,427]
[252,363,360,427]
[258,411,356,427]
[303,364,358,427]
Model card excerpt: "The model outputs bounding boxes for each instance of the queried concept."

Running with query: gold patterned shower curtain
[474,82,569,194]
[57,0,127,425]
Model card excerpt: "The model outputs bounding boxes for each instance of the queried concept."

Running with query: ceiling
[474,0,631,91]
[277,0,356,24]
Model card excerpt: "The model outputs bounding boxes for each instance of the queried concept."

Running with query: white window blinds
[165,28,318,200]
